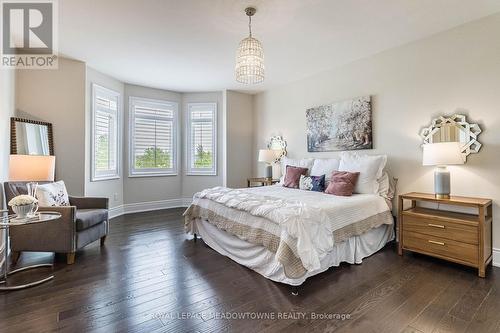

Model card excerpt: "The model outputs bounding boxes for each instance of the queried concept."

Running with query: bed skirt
[193,218,394,286]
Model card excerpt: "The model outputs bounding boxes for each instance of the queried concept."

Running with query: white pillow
[310,158,340,183]
[378,172,398,210]
[36,180,70,207]
[338,152,387,194]
[280,157,314,183]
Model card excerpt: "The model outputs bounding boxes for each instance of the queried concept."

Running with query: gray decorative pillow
[35,180,70,207]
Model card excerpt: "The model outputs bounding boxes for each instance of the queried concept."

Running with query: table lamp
[422,142,464,199]
[258,149,276,179]
[9,155,56,181]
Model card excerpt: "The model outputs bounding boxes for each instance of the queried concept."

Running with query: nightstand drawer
[403,231,478,265]
[402,214,478,245]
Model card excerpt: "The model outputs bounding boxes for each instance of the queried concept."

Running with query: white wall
[85,67,125,208]
[0,68,16,272]
[16,58,87,195]
[123,84,183,204]
[225,90,253,188]
[181,92,224,198]
[253,14,500,247]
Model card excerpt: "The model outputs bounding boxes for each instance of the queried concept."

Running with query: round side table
[0,210,61,291]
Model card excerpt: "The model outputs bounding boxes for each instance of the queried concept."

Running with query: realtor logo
[1,0,58,69]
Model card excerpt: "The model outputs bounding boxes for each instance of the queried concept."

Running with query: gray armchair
[4,181,109,265]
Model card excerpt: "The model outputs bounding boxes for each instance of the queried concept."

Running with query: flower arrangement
[8,195,38,207]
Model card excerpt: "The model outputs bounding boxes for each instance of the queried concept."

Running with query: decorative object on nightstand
[398,192,492,277]
[247,177,279,187]
[258,149,276,179]
[422,142,464,199]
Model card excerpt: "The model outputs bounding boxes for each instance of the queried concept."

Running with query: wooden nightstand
[247,177,279,187]
[398,192,492,277]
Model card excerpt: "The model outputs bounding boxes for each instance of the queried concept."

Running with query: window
[129,97,178,176]
[186,103,217,175]
[91,84,120,181]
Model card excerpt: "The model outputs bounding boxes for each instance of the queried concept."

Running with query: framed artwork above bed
[306,95,373,152]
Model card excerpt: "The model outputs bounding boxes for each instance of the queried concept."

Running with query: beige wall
[181,92,224,198]
[123,84,183,204]
[253,14,500,247]
[225,90,253,188]
[16,58,87,195]
[85,67,125,208]
[0,69,15,201]
[0,68,16,272]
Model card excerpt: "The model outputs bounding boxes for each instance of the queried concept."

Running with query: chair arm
[38,206,77,222]
[10,206,77,253]
[69,196,109,210]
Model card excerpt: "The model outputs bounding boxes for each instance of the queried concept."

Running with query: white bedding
[188,185,393,275]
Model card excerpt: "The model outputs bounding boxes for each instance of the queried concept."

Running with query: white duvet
[191,185,391,273]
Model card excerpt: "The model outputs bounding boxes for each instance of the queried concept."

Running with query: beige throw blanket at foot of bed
[184,186,393,278]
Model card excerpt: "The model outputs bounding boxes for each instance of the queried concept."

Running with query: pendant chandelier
[235,7,265,84]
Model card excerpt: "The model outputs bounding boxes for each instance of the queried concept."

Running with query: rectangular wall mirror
[10,117,54,156]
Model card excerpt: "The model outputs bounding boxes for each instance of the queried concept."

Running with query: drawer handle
[428,223,445,229]
[428,240,445,246]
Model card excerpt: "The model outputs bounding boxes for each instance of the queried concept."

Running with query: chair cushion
[76,209,108,231]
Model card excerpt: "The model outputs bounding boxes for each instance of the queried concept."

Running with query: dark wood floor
[1,208,499,333]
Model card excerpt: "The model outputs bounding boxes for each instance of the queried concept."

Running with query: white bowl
[12,204,33,218]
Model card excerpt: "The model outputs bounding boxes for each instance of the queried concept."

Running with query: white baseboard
[493,248,500,268]
[109,197,193,219]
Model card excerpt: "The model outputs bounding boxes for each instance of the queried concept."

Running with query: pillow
[378,172,398,210]
[283,165,308,188]
[338,152,387,194]
[325,171,360,196]
[310,158,340,183]
[299,174,326,192]
[279,157,314,183]
[36,180,70,207]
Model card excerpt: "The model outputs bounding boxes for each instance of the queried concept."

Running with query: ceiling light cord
[248,15,252,37]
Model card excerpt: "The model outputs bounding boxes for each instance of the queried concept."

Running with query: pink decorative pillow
[325,171,360,196]
[283,165,308,188]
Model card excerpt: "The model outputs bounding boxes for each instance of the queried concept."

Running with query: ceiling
[59,0,500,93]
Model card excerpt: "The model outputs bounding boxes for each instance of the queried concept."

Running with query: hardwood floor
[1,208,499,333]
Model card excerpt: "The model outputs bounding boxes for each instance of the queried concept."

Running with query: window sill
[185,172,217,176]
[91,175,120,182]
[128,173,178,178]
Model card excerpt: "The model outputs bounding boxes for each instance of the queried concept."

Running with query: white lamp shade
[422,142,464,166]
[258,149,275,164]
[9,155,56,181]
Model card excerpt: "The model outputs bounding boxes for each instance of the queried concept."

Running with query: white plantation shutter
[186,103,217,175]
[130,97,178,176]
[92,84,120,181]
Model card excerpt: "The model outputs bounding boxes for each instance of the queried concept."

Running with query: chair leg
[66,252,75,265]
[100,236,107,247]
[11,251,21,265]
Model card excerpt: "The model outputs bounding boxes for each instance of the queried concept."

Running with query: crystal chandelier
[235,7,265,84]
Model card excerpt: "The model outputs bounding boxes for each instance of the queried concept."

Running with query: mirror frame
[420,114,482,160]
[267,136,287,163]
[10,117,55,156]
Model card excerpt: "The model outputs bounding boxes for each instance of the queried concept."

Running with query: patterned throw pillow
[283,165,309,188]
[36,180,70,207]
[299,174,326,192]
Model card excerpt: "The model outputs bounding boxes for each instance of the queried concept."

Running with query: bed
[184,184,395,287]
